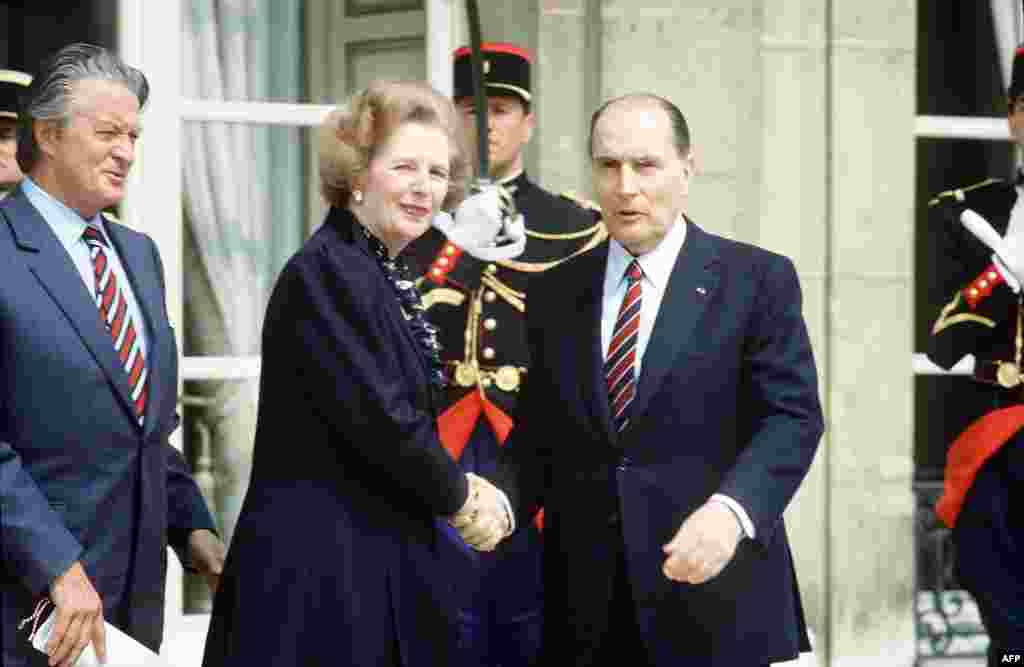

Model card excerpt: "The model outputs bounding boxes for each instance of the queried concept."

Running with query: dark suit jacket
[0,185,217,665]
[497,221,824,666]
[202,207,469,667]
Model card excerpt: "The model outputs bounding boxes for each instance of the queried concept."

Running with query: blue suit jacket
[497,221,824,666]
[0,186,216,665]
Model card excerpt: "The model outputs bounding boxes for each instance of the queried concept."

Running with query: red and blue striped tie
[605,259,642,432]
[82,225,148,425]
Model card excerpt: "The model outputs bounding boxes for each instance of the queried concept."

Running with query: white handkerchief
[30,612,171,667]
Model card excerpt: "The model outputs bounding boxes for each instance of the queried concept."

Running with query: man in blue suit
[0,44,223,667]
[489,94,824,666]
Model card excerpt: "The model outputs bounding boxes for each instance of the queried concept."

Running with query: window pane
[182,122,312,359]
[183,0,427,104]
[917,3,1005,117]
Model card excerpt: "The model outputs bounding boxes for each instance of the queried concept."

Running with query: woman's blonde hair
[319,79,471,210]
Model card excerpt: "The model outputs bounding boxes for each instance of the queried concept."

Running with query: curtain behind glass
[183,0,303,352]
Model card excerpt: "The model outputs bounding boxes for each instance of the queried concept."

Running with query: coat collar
[326,205,434,390]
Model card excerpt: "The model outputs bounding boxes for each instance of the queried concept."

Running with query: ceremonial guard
[926,44,1024,667]
[0,68,31,194]
[407,43,605,666]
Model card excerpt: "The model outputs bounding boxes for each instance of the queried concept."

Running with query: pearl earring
[352,190,363,204]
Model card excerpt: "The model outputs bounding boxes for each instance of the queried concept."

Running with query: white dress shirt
[600,216,756,539]
[22,177,150,361]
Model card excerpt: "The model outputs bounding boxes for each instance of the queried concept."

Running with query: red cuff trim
[963,264,1004,310]
[426,242,463,285]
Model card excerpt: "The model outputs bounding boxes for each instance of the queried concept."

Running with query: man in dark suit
[485,93,823,667]
[0,43,223,667]
[407,43,604,667]
[0,68,31,194]
[925,43,1024,667]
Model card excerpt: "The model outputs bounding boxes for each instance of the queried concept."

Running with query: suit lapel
[105,220,166,438]
[630,221,720,423]
[5,189,142,427]
[573,241,617,443]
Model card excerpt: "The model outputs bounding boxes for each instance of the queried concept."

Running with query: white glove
[959,209,1023,292]
[431,183,526,261]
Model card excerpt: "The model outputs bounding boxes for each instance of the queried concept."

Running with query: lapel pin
[695,286,707,296]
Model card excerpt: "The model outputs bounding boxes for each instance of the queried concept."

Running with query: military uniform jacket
[926,177,1024,649]
[407,172,605,428]
[926,178,1021,373]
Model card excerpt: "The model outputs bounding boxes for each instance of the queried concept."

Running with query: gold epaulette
[928,178,1003,207]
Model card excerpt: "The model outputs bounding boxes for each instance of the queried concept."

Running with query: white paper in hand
[30,611,171,667]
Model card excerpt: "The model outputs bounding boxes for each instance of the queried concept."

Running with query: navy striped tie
[82,225,148,425]
[605,260,642,432]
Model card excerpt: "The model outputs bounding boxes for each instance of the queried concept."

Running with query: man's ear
[523,111,536,144]
[34,120,62,160]
[351,169,369,196]
[679,148,697,195]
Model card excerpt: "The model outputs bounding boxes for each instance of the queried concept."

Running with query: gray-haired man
[0,43,224,667]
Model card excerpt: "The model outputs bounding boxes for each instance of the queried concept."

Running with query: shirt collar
[21,176,106,247]
[607,213,688,291]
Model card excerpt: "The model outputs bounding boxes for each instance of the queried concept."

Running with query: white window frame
[913,114,1011,377]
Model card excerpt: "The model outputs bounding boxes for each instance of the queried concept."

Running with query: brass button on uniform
[453,362,477,387]
[483,318,497,331]
[988,271,998,281]
[484,290,497,303]
[485,264,497,275]
[494,366,521,391]
[979,279,989,289]
[969,288,979,297]
[438,257,450,267]
[997,361,1021,388]
[482,347,496,360]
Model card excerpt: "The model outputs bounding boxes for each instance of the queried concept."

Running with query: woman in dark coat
[202,80,508,667]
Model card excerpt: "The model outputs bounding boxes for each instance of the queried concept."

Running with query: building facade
[4,1,1010,665]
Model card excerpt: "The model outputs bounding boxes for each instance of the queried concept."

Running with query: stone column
[534,0,599,196]
[827,3,916,665]
[758,1,829,660]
